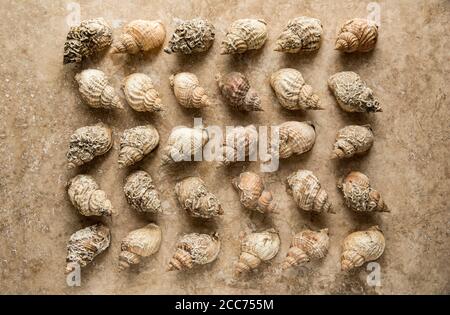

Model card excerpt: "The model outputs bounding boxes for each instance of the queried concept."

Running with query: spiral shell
[216,72,262,111]
[270,68,322,111]
[75,69,123,109]
[67,123,112,169]
[65,223,110,274]
[112,20,165,54]
[328,71,381,113]
[219,125,258,166]
[221,19,267,54]
[232,172,275,214]
[338,171,388,213]
[286,170,332,213]
[118,125,159,168]
[281,229,329,270]
[119,223,162,270]
[160,126,208,165]
[168,233,220,271]
[275,17,323,53]
[164,18,215,54]
[63,18,112,64]
[124,170,162,214]
[122,73,164,112]
[331,125,374,159]
[169,72,211,108]
[67,174,113,217]
[175,177,223,219]
[234,228,280,276]
[341,226,385,271]
[335,18,378,53]
[276,121,316,160]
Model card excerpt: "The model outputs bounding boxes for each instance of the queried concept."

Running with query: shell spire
[221,19,267,54]
[118,125,159,168]
[111,20,165,54]
[124,170,163,214]
[169,72,211,108]
[122,73,164,112]
[276,121,316,160]
[330,125,374,159]
[335,18,378,53]
[164,18,215,54]
[216,72,263,111]
[219,125,258,166]
[275,17,323,53]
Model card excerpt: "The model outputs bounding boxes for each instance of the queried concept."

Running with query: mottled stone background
[0,0,448,294]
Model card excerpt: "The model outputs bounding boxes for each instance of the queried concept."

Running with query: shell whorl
[216,72,263,111]
[275,17,323,53]
[335,18,378,53]
[160,127,208,165]
[169,73,211,108]
[118,125,159,168]
[122,73,163,112]
[220,19,267,54]
[277,121,316,159]
[331,125,374,159]
[111,20,165,54]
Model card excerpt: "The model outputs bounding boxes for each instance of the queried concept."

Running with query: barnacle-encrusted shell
[65,223,110,273]
[338,171,388,213]
[286,170,332,213]
[63,18,112,64]
[175,177,223,219]
[168,233,220,271]
[160,126,208,165]
[221,19,267,54]
[119,125,159,168]
[75,69,123,109]
[124,170,162,214]
[122,73,163,112]
[281,229,329,270]
[67,123,112,169]
[112,20,165,54]
[328,71,381,113]
[275,17,323,53]
[331,125,374,159]
[232,172,275,213]
[216,72,262,111]
[164,18,215,54]
[335,18,378,53]
[119,223,162,270]
[169,72,211,108]
[341,226,385,271]
[234,228,280,276]
[270,68,322,110]
[276,121,316,159]
[219,125,258,165]
[67,174,113,217]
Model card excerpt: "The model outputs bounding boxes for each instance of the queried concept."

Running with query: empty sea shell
[276,121,316,159]
[331,125,374,159]
[119,125,160,168]
[328,71,381,113]
[75,69,123,109]
[175,177,223,219]
[164,18,215,54]
[270,68,322,110]
[124,170,162,214]
[216,72,262,111]
[67,123,112,169]
[122,73,164,112]
[169,72,211,108]
[168,233,220,271]
[341,226,385,271]
[335,18,378,53]
[286,170,332,213]
[112,20,165,54]
[219,125,258,165]
[119,223,162,270]
[221,19,267,54]
[275,17,323,53]
[67,174,113,217]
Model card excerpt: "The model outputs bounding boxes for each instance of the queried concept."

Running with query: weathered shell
[75,69,123,109]
[328,71,381,113]
[281,228,329,270]
[67,174,113,217]
[164,18,215,54]
[67,123,112,169]
[119,223,162,270]
[234,228,280,276]
[63,18,112,64]
[341,226,385,271]
[168,233,220,271]
[175,177,223,219]
[169,72,211,108]
[335,18,378,53]
[112,20,165,54]
[122,73,163,112]
[286,170,332,213]
[221,19,267,54]
[277,121,316,159]
[338,171,388,213]
[124,170,162,214]
[160,126,208,165]
[220,125,258,165]
[65,223,110,273]
[331,125,374,159]
[275,17,323,53]
[216,72,262,111]
[270,68,322,110]
[118,125,160,168]
[232,172,275,213]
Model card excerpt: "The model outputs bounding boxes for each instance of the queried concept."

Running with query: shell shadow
[169,48,215,72]
[334,49,377,70]
[222,47,267,72]
[277,50,320,69]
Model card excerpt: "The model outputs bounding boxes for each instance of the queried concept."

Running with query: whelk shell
[124,170,162,214]
[164,18,215,54]
[169,72,211,108]
[335,18,378,53]
[112,20,165,54]
[118,125,160,168]
[276,121,316,160]
[220,125,258,165]
[331,125,374,159]
[122,73,164,112]
[221,19,267,54]
[216,72,262,111]
[275,17,323,53]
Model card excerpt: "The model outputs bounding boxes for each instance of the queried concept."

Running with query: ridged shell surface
[275,17,323,53]
[221,19,267,54]
[335,18,378,53]
[161,127,208,165]
[232,172,275,213]
[124,170,162,214]
[118,125,160,168]
[169,72,211,108]
[331,125,374,159]
[220,125,258,165]
[277,121,316,159]
[216,72,262,111]
[164,18,215,54]
[112,20,165,54]
[122,73,163,112]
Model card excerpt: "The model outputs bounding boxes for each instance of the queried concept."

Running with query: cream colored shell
[122,73,164,112]
[118,125,160,168]
[112,20,165,54]
[221,19,267,54]
[335,18,378,53]
[218,125,258,166]
[164,18,215,54]
[275,17,323,53]
[169,72,211,108]
[331,125,374,159]
[277,121,316,159]
[123,170,162,214]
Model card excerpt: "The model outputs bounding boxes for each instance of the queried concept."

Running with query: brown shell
[112,20,165,54]
[216,72,262,111]
[122,73,164,112]
[335,18,378,53]
[275,17,323,53]
[118,125,160,168]
[220,125,258,165]
[277,121,316,159]
[169,72,211,108]
[331,125,374,159]
[232,171,275,213]
[164,18,215,54]
[123,170,162,214]
[221,19,267,54]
